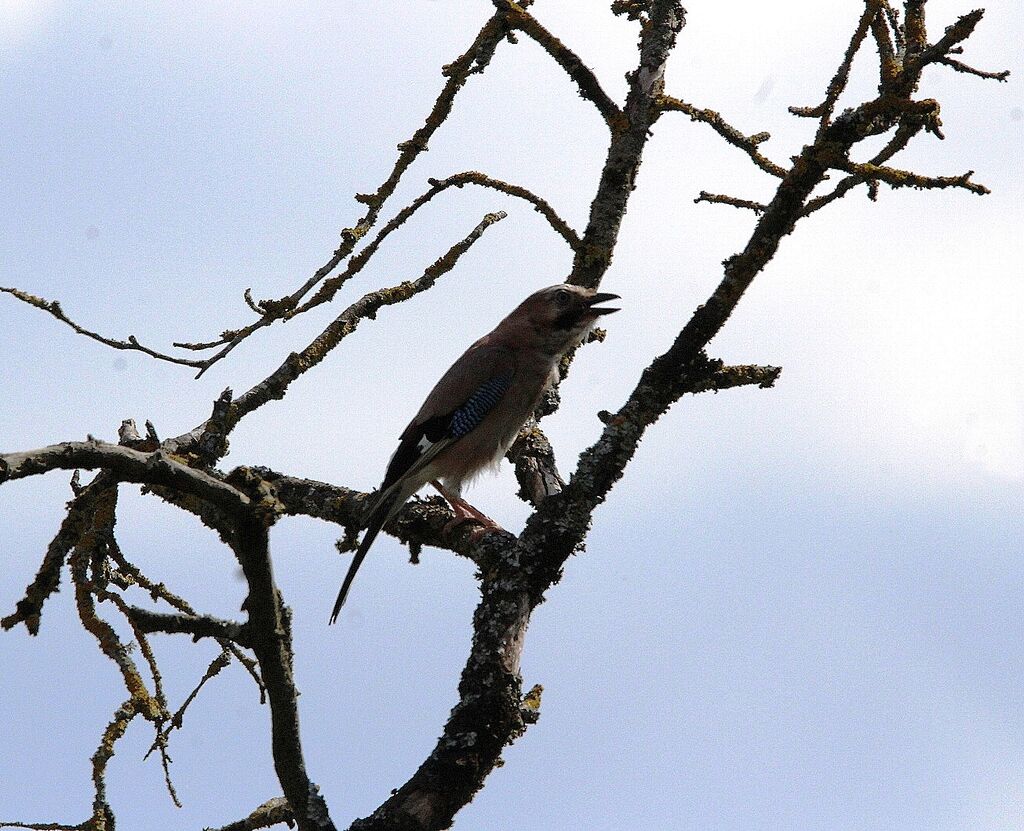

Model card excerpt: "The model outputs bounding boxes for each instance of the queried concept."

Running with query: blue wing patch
[449,373,513,439]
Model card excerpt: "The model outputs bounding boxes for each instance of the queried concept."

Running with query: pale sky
[2,2,1023,830]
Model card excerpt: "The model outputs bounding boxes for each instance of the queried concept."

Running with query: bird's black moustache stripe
[553,311,578,330]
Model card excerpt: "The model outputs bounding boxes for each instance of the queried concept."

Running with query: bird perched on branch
[329,283,620,623]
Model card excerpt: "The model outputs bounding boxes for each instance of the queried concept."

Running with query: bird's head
[511,283,620,356]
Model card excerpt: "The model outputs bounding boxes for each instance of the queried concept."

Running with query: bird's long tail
[329,489,402,624]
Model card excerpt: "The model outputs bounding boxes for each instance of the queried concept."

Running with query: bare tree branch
[695,191,767,213]
[910,8,986,76]
[124,605,251,646]
[1,473,114,633]
[498,0,622,127]
[570,1,686,287]
[659,95,786,177]
[507,424,565,506]
[228,211,507,429]
[903,0,926,54]
[802,112,928,214]
[427,172,582,252]
[0,441,251,516]
[251,468,504,566]
[870,2,900,93]
[101,590,181,807]
[935,55,1009,81]
[105,519,264,695]
[89,699,140,831]
[0,286,205,369]
[790,3,875,122]
[157,649,234,739]
[836,160,989,194]
[232,521,334,831]
[286,171,572,323]
[205,798,294,831]
[173,9,517,375]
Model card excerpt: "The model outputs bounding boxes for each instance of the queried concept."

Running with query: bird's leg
[431,481,503,540]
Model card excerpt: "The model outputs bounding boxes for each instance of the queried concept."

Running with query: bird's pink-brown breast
[428,357,556,492]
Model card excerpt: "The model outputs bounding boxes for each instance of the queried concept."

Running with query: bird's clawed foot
[431,481,504,541]
[443,507,502,542]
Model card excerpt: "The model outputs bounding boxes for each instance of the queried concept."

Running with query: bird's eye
[554,288,571,307]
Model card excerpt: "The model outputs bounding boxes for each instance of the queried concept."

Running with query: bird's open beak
[586,292,621,316]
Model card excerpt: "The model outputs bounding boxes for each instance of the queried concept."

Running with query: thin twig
[0,287,205,369]
[802,114,926,215]
[1,474,116,633]
[429,172,582,252]
[89,700,139,830]
[695,191,767,213]
[168,10,516,377]
[883,1,904,54]
[838,160,989,194]
[203,798,294,831]
[229,211,507,426]
[935,56,1010,81]
[105,541,264,696]
[95,563,185,810]
[125,605,250,646]
[145,649,232,759]
[660,95,786,177]
[497,0,622,127]
[289,173,573,321]
[70,494,156,709]
[789,2,876,130]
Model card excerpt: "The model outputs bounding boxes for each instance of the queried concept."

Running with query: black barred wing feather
[449,372,512,438]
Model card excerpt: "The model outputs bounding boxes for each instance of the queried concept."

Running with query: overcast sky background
[2,2,1022,829]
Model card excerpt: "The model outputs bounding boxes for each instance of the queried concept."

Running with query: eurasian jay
[329,283,620,623]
